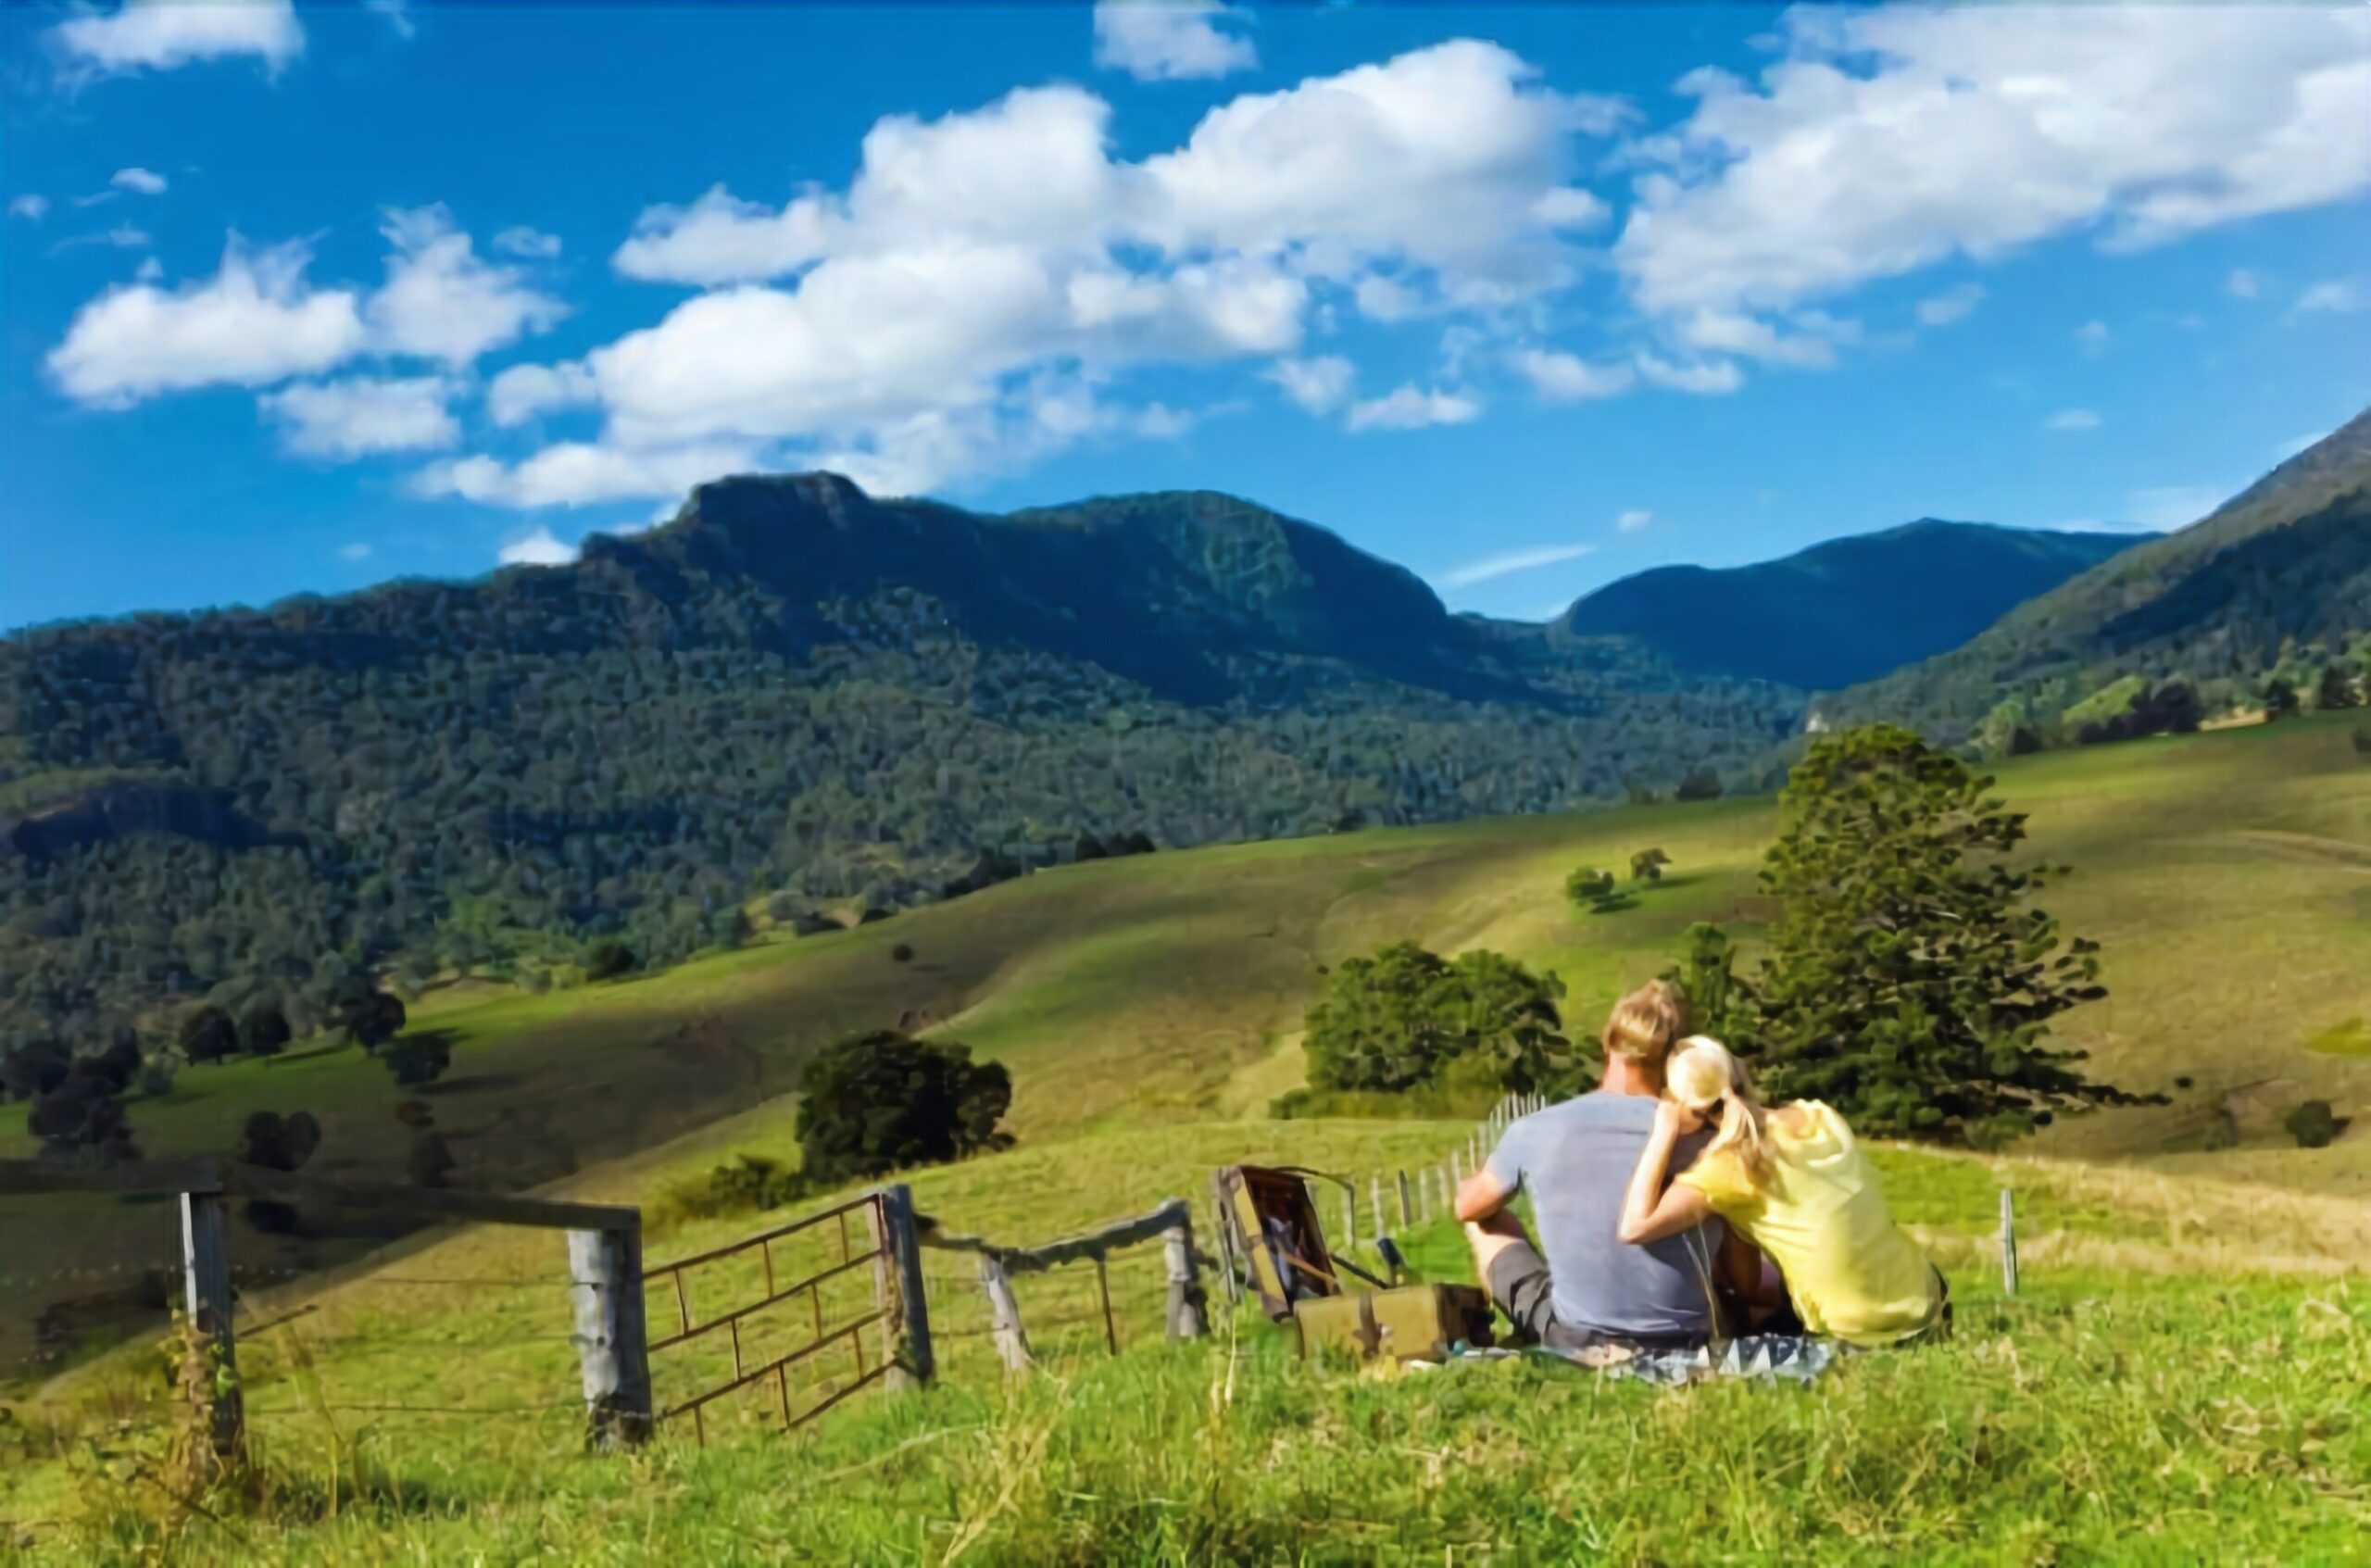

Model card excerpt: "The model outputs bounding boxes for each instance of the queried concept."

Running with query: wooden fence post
[868,1184,935,1390]
[1396,1170,1412,1229]
[568,1216,654,1451]
[1341,1186,1357,1254]
[979,1253,1033,1373]
[179,1188,244,1462]
[1999,1188,2020,1298]
[1371,1174,1385,1240]
[1208,1175,1242,1306]
[1163,1217,1208,1342]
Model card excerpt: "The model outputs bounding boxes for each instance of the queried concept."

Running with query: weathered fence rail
[0,1155,650,1453]
[917,1196,1207,1373]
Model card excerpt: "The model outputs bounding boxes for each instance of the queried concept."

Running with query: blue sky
[3,1,2366,632]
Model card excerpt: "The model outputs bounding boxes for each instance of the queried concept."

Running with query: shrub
[655,1154,809,1229]
[2283,1099,2340,1149]
[1630,847,1672,882]
[796,1031,1014,1185]
[382,1034,451,1087]
[1675,766,1724,801]
[2202,1109,2240,1151]
[1563,867,1615,907]
[583,940,636,982]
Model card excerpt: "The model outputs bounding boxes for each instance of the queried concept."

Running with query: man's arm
[1455,1164,1515,1223]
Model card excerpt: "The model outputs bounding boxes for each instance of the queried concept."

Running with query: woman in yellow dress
[1616,1036,1948,1348]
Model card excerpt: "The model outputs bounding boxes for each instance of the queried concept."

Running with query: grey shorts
[1484,1240,1712,1354]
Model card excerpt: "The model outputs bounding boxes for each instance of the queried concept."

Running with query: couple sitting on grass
[1456,979,1949,1354]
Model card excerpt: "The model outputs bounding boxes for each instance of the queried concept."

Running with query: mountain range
[5,407,2365,1049]
[1555,521,2147,690]
[1832,406,2371,738]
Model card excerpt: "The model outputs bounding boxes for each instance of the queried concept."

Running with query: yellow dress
[1675,1100,1943,1348]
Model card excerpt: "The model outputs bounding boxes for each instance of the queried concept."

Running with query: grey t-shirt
[1485,1091,1725,1339]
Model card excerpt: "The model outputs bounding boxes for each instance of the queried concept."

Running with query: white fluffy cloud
[497,527,578,567]
[2046,408,2101,433]
[1439,541,1594,588]
[368,206,566,365]
[47,209,561,410]
[1616,509,1653,533]
[2227,269,2260,299]
[2076,320,2111,354]
[1345,384,1479,432]
[51,0,303,80]
[110,167,168,195]
[493,226,561,258]
[552,44,1625,499]
[1510,347,1634,401]
[8,194,48,221]
[1616,7,2371,320]
[1093,0,1255,83]
[414,441,760,509]
[1635,354,1741,395]
[1264,355,1354,414]
[263,375,458,458]
[2293,279,2365,316]
[1915,282,1985,326]
[487,359,598,427]
[46,239,367,407]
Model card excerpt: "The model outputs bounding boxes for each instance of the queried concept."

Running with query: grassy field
[5,713,2367,1366]
[5,1107,2366,1563]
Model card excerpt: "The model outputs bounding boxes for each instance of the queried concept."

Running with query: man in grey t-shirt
[1453,981,1726,1350]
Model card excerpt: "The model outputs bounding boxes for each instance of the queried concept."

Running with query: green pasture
[6,1110,2365,1564]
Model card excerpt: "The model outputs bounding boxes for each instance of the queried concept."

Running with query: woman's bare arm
[1617,1100,1715,1245]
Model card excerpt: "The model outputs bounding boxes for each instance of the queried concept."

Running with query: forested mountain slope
[1833,407,2371,741]
[0,475,1801,1047]
[1557,521,2146,689]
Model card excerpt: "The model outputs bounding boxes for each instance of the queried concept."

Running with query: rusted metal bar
[656,1309,891,1425]
[1094,1253,1118,1356]
[644,1192,882,1277]
[646,1252,879,1354]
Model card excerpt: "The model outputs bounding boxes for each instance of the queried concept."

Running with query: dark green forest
[0,477,1800,1050]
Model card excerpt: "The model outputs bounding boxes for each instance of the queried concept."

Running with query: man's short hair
[1600,979,1686,1069]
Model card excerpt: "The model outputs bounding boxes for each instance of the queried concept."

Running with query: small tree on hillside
[2316,663,2360,711]
[328,976,407,1052]
[1302,942,1574,1095]
[1675,766,1724,802]
[1630,847,1672,883]
[1743,724,2155,1148]
[180,1006,238,1065]
[2262,674,2300,721]
[241,1002,291,1059]
[796,1031,1014,1185]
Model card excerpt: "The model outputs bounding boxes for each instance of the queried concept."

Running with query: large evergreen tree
[1740,724,2151,1148]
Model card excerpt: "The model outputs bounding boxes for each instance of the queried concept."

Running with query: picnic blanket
[1409,1334,1842,1386]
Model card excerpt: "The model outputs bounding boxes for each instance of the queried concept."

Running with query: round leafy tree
[796,1030,1014,1185]
[1564,866,1616,907]
[1302,941,1574,1096]
[1745,723,2153,1147]
[180,1005,239,1065]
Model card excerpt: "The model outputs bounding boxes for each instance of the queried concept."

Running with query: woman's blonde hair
[1665,1035,1776,1188]
[1600,979,1687,1076]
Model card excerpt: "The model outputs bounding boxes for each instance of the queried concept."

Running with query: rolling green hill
[0,475,1803,1055]
[6,714,2365,1372]
[1556,520,2147,689]
[1834,405,2371,741]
